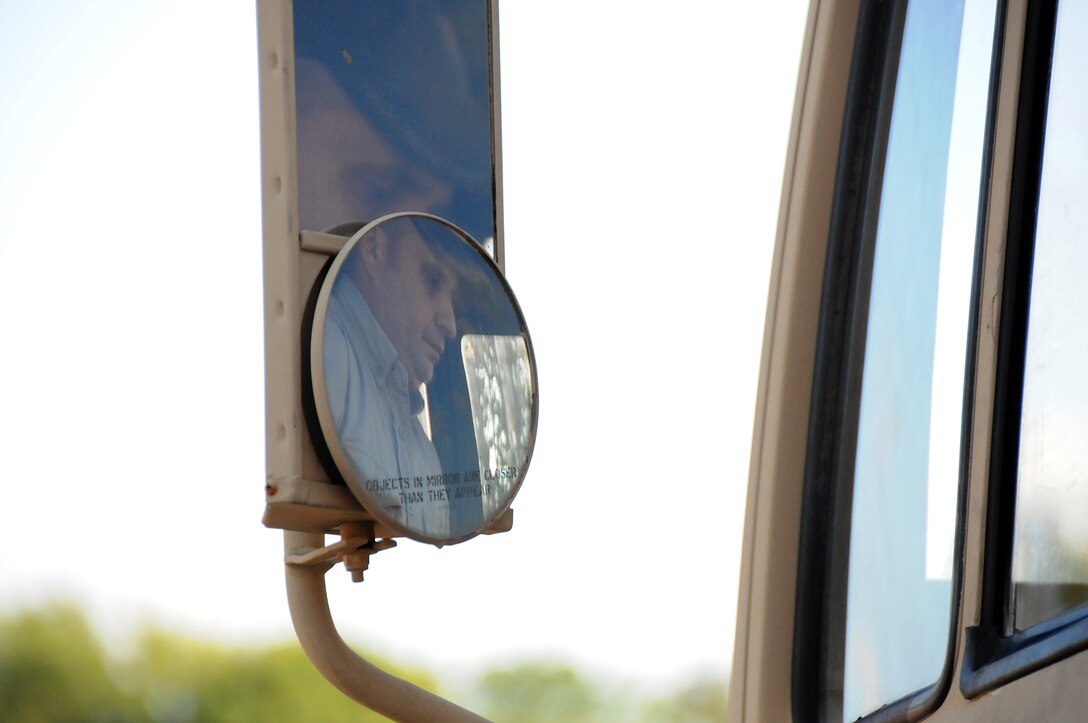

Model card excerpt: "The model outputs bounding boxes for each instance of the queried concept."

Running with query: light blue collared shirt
[323,274,449,538]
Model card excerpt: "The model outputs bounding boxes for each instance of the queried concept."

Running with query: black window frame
[792,0,1007,719]
[791,3,907,718]
[959,0,1088,697]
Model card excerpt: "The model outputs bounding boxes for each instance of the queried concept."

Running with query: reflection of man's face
[361,228,458,389]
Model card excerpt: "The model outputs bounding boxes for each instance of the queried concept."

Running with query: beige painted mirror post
[269,213,536,721]
[257,0,528,715]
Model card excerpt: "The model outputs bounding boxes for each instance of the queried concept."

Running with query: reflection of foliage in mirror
[461,334,532,515]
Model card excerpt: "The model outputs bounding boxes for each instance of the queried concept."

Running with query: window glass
[461,334,533,521]
[1011,0,1088,632]
[840,0,996,719]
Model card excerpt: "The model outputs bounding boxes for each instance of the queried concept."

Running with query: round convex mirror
[306,212,537,546]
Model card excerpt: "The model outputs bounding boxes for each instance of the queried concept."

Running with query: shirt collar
[332,275,426,415]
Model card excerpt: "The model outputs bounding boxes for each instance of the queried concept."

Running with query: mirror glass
[308,214,535,545]
[293,0,496,249]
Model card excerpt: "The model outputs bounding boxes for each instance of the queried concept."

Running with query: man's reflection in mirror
[293,0,493,242]
[323,218,458,538]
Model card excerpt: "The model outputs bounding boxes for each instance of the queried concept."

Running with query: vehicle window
[839,0,996,719]
[1010,0,1088,632]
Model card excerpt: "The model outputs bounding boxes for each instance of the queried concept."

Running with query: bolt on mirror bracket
[286,521,397,582]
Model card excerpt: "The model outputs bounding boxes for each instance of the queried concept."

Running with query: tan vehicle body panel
[729,0,1088,720]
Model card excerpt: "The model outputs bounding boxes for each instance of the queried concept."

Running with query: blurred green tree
[0,604,143,722]
[0,605,730,722]
[474,662,605,722]
[639,677,729,722]
[0,605,441,723]
[118,626,442,722]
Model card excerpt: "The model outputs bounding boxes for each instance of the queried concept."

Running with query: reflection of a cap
[328,217,519,336]
[293,0,491,187]
[326,218,489,295]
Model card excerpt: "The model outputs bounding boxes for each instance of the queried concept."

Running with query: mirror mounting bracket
[286,521,397,582]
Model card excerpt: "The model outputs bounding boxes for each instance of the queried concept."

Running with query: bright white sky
[0,0,807,693]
